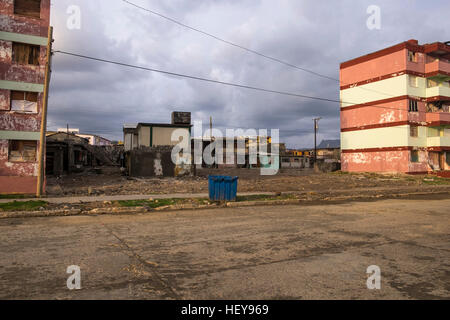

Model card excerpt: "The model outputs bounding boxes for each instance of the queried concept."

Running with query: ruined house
[0,0,51,194]
[46,132,113,176]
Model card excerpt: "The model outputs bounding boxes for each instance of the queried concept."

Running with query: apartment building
[340,39,450,174]
[0,0,51,194]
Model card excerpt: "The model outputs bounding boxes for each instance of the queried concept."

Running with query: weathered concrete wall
[341,150,431,173]
[152,127,189,146]
[128,146,192,177]
[0,137,39,176]
[0,0,51,37]
[0,0,51,194]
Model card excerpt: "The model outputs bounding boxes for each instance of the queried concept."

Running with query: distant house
[123,112,192,152]
[316,140,341,160]
[46,132,113,175]
[123,112,192,177]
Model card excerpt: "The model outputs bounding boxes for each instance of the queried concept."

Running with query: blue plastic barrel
[208,175,239,201]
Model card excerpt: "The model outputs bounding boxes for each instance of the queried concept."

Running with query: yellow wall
[152,127,189,146]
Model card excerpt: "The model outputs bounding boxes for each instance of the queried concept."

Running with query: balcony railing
[425,58,450,75]
[427,136,450,147]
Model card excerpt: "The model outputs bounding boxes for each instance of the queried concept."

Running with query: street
[0,198,449,300]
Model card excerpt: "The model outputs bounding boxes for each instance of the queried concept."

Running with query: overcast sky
[47,0,450,147]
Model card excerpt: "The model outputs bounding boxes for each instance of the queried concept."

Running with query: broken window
[410,125,419,137]
[409,100,418,112]
[408,50,418,62]
[12,42,40,65]
[410,150,419,163]
[10,91,38,113]
[8,140,37,162]
[14,0,41,18]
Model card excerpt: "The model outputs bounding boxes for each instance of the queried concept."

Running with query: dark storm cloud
[47,0,449,147]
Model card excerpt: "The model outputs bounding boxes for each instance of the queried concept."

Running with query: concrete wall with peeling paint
[0,0,51,194]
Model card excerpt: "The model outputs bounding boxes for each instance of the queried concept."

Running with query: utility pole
[36,26,53,198]
[313,117,321,163]
[210,116,213,140]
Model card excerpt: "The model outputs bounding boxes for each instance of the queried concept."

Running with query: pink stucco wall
[341,49,409,86]
[341,150,428,173]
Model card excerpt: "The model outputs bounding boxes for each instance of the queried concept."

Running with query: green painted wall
[0,31,47,46]
[0,131,40,141]
[0,80,44,92]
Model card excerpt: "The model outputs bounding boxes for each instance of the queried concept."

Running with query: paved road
[0,198,449,299]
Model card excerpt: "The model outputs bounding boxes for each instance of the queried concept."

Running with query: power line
[53,50,436,120]
[120,0,399,99]
[121,0,338,82]
[54,50,339,103]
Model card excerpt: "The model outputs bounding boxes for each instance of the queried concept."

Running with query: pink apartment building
[0,0,51,194]
[340,40,450,174]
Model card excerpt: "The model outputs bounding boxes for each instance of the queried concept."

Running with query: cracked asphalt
[0,197,449,300]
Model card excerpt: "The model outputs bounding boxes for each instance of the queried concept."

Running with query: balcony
[426,84,450,98]
[425,58,450,75]
[427,136,450,148]
[426,112,450,124]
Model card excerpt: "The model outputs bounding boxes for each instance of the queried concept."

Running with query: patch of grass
[0,200,48,212]
[422,177,450,185]
[329,171,350,175]
[0,194,33,200]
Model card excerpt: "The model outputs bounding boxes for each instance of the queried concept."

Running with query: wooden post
[36,26,53,197]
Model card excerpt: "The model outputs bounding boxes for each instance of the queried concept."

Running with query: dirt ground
[0,198,448,299]
[45,166,450,199]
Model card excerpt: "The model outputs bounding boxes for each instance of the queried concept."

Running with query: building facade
[0,0,51,194]
[340,40,450,174]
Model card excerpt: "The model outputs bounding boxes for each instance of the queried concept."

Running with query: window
[408,50,417,62]
[409,75,418,87]
[10,91,38,113]
[410,150,419,163]
[8,140,37,162]
[12,43,40,65]
[447,152,450,166]
[14,0,41,18]
[410,125,419,137]
[409,100,418,112]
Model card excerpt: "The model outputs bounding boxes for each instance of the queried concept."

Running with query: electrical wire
[53,49,439,119]
[120,0,400,99]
